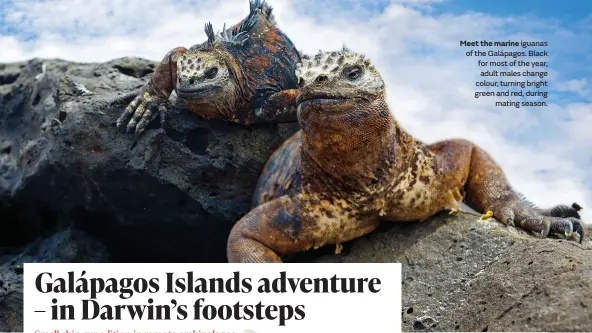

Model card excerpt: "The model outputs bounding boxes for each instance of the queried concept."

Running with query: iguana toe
[335,243,343,254]
[493,202,584,243]
[126,102,146,133]
[117,91,167,138]
[116,94,142,132]
[517,215,551,238]
[479,210,494,221]
[134,101,163,139]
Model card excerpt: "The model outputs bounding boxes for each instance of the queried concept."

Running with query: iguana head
[295,47,388,128]
[175,48,236,103]
[174,21,249,116]
[174,0,300,122]
[294,48,394,174]
[295,47,385,118]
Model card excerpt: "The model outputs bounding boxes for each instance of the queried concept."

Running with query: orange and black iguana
[116,0,302,138]
[226,48,584,263]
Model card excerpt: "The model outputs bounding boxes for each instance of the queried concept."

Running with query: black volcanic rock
[313,212,592,332]
[0,57,299,262]
[0,229,110,332]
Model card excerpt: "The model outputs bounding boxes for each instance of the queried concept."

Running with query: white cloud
[555,79,589,96]
[1,0,591,223]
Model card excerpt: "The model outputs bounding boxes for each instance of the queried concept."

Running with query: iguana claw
[550,216,584,243]
[488,201,585,243]
[116,91,167,138]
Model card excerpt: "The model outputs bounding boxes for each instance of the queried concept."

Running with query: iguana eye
[344,66,362,80]
[205,67,218,79]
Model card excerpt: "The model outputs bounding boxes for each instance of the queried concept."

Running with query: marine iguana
[116,0,301,138]
[226,48,585,263]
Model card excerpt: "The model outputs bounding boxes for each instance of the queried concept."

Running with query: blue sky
[444,1,592,101]
[0,0,591,222]
[438,0,592,22]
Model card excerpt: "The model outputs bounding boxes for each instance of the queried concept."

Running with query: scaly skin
[227,48,585,263]
[116,0,301,138]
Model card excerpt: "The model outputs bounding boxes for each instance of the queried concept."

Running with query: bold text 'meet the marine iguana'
[459,39,550,108]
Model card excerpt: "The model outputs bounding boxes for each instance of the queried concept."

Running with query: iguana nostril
[189,78,195,85]
[298,78,305,88]
[316,75,328,84]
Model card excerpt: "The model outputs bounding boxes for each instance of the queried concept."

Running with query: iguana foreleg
[227,196,298,263]
[433,139,585,243]
[239,89,300,124]
[116,46,187,137]
[227,195,380,263]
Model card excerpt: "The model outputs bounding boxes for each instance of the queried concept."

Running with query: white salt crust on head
[176,51,231,85]
[295,47,384,94]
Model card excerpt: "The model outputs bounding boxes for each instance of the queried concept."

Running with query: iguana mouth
[296,91,348,106]
[176,85,223,99]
